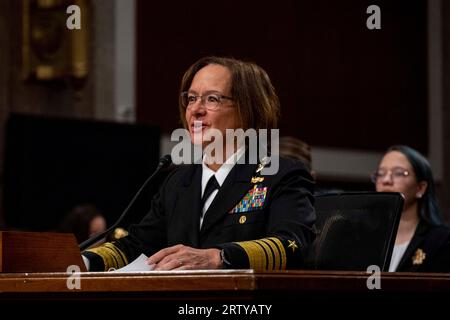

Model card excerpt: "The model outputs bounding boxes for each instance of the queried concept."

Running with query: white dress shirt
[389,241,409,272]
[200,146,246,228]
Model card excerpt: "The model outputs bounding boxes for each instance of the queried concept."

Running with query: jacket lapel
[200,163,257,237]
[396,221,429,271]
[173,165,202,247]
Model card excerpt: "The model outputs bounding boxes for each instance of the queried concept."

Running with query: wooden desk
[1,269,449,319]
[1,269,449,299]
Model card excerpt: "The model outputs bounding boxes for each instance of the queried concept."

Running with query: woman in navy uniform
[373,145,450,272]
[83,56,316,271]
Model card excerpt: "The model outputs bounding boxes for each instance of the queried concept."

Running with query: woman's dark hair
[387,145,444,226]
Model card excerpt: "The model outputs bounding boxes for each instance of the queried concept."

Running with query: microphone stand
[79,155,172,251]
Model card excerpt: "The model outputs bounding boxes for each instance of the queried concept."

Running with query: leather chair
[306,192,403,271]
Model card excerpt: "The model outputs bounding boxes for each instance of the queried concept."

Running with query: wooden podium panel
[0,231,86,273]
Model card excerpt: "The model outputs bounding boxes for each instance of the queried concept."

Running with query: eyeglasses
[181,91,234,111]
[371,167,411,183]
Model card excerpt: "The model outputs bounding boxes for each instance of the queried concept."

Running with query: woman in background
[373,145,450,272]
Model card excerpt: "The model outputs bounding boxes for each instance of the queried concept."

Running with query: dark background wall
[136,0,427,153]
[0,0,449,227]
[2,114,160,231]
[0,0,141,230]
[442,0,450,221]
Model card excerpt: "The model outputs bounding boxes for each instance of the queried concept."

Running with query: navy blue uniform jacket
[84,157,316,271]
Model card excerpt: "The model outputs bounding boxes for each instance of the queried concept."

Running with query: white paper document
[110,253,155,273]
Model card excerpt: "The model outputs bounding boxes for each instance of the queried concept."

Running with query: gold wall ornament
[22,0,89,84]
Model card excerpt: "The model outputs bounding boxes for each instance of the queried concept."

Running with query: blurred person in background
[278,136,315,179]
[59,204,107,244]
[372,145,450,272]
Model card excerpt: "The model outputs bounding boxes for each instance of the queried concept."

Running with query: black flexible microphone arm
[79,155,172,251]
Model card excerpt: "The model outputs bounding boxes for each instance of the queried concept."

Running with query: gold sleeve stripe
[235,237,287,271]
[258,238,277,269]
[266,237,287,270]
[85,242,128,271]
[106,243,129,268]
[266,237,286,269]
[103,243,123,268]
[253,239,273,270]
[234,240,265,270]
[246,241,266,271]
[110,242,129,265]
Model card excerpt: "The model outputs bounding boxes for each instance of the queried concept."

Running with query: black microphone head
[158,154,172,169]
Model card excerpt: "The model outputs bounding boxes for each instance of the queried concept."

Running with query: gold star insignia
[412,248,426,265]
[288,240,298,253]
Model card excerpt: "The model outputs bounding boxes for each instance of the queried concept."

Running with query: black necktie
[201,175,220,209]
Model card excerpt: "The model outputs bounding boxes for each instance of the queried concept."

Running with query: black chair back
[307,192,403,271]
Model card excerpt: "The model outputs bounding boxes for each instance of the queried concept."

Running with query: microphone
[79,154,172,251]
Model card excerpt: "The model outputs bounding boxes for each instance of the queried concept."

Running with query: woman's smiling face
[185,64,239,148]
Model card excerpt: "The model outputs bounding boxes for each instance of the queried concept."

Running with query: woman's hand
[147,244,223,270]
